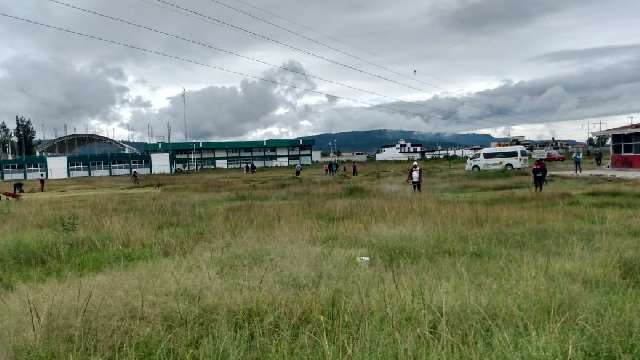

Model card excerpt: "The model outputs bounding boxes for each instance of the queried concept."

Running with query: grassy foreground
[1,160,640,359]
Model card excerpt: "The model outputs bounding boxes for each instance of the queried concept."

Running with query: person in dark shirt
[352,161,358,176]
[595,150,603,167]
[532,160,545,192]
[39,173,46,192]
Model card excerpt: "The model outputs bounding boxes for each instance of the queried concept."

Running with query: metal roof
[593,124,640,136]
[144,139,315,152]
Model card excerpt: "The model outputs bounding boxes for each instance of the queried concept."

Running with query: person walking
[295,163,302,177]
[244,163,250,174]
[406,161,423,192]
[39,173,45,192]
[352,161,358,176]
[595,150,603,167]
[250,162,257,174]
[532,160,545,192]
[572,150,583,174]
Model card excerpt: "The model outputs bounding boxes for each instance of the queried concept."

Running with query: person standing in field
[39,173,45,192]
[244,163,250,174]
[295,163,302,177]
[250,163,257,174]
[532,160,545,192]
[324,163,329,175]
[572,150,583,174]
[352,161,358,176]
[407,161,423,192]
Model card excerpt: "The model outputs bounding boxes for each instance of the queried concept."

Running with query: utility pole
[64,124,68,154]
[630,116,635,125]
[167,122,172,144]
[183,87,188,141]
[41,123,45,140]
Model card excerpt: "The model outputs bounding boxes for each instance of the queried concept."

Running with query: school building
[0,138,316,181]
[144,139,316,171]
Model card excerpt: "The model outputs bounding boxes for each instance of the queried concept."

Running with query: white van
[465,146,528,171]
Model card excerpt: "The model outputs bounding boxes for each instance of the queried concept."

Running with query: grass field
[1,159,640,359]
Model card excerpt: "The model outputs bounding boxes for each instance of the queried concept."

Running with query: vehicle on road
[465,146,529,172]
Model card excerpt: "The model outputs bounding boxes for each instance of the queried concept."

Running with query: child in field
[295,163,302,177]
[532,160,545,192]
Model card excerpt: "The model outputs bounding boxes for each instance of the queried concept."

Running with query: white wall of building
[151,153,172,174]
[47,156,68,179]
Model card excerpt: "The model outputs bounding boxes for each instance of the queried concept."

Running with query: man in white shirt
[407,162,423,192]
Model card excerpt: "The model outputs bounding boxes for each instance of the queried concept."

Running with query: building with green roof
[144,139,315,171]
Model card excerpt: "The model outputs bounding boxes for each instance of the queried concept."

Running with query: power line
[206,0,448,91]
[152,0,428,94]
[228,0,379,58]
[45,0,423,105]
[146,0,482,111]
[0,12,438,121]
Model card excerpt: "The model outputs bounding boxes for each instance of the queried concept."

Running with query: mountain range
[298,129,497,153]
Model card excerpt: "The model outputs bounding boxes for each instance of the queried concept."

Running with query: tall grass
[1,160,639,358]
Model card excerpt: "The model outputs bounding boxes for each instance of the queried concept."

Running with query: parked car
[465,146,529,171]
[545,151,565,162]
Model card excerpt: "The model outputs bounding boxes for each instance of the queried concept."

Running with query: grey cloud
[0,56,130,132]
[531,43,640,64]
[384,57,640,131]
[436,0,588,34]
[136,60,315,139]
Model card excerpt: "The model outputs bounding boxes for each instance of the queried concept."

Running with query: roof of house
[593,124,640,136]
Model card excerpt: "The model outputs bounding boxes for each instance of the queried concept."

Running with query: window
[520,150,527,157]
[470,153,480,160]
[612,132,640,154]
[483,151,518,159]
[613,144,623,155]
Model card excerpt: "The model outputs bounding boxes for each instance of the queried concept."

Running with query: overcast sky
[0,0,639,142]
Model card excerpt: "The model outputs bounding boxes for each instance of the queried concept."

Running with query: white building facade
[376,140,423,161]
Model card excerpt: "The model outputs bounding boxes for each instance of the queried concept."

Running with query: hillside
[298,129,495,153]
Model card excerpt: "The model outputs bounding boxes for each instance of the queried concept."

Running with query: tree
[595,135,608,147]
[0,121,13,159]
[14,115,36,157]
